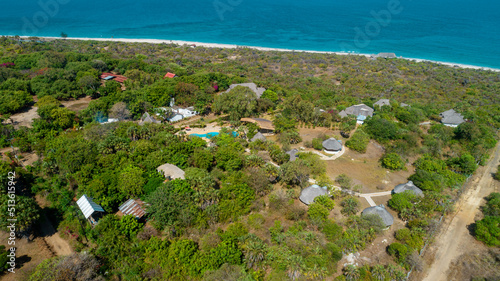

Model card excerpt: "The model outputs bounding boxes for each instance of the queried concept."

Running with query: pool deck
[184,123,223,136]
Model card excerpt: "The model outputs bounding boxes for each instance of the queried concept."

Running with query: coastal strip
[10,36,500,73]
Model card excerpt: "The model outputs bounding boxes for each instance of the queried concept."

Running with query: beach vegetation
[0,37,497,280]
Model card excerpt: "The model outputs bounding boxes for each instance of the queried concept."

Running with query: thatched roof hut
[362,205,394,227]
[139,112,161,126]
[322,138,342,153]
[393,181,424,197]
[250,132,267,142]
[226,83,266,98]
[338,104,374,118]
[286,148,299,162]
[439,109,465,127]
[156,163,185,180]
[299,184,328,205]
[374,99,391,107]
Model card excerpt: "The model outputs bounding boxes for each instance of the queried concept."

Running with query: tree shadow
[17,255,32,269]
[467,223,476,237]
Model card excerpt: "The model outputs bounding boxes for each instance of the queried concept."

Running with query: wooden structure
[76,195,105,225]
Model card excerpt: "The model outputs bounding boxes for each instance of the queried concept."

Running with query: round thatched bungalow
[322,138,342,154]
[299,184,328,205]
[361,205,394,228]
[392,181,424,197]
[156,163,185,180]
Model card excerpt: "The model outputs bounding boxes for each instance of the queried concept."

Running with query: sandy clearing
[1,107,39,129]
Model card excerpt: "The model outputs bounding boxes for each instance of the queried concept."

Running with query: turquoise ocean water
[1,0,499,68]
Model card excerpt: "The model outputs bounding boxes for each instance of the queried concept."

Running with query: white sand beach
[15,36,500,72]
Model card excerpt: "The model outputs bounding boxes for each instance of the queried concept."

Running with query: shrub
[284,205,306,221]
[388,242,409,263]
[326,243,343,262]
[336,174,352,189]
[322,220,343,242]
[308,203,329,224]
[381,153,405,170]
[345,129,370,153]
[341,197,359,216]
[474,216,500,246]
[314,195,335,210]
[247,213,265,230]
[482,192,500,217]
[312,138,323,150]
[494,165,500,181]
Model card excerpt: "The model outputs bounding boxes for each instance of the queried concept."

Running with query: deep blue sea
[1,0,499,69]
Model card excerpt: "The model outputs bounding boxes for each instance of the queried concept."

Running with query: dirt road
[421,141,500,281]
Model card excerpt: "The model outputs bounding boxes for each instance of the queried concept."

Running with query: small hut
[376,52,397,59]
[299,184,328,205]
[439,109,465,127]
[322,138,342,154]
[338,104,374,119]
[139,112,161,126]
[118,199,147,220]
[286,148,299,162]
[225,83,266,98]
[157,163,185,180]
[164,72,177,78]
[374,99,391,108]
[250,132,267,142]
[361,205,394,228]
[393,181,424,197]
[77,195,105,225]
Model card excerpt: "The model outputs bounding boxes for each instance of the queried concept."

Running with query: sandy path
[421,141,500,281]
[38,213,73,257]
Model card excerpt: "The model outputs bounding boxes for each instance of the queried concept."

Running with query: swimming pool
[188,131,238,139]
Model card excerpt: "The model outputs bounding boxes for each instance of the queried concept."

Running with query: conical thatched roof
[374,99,391,107]
[299,185,328,205]
[362,205,394,227]
[250,132,266,142]
[139,112,161,126]
[322,138,342,151]
[393,181,424,197]
[286,149,299,162]
[156,163,185,180]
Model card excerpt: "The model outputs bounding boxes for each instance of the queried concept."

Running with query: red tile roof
[100,72,114,79]
[100,72,128,83]
[164,72,176,78]
[113,75,128,83]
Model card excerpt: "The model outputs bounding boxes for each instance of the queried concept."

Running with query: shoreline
[13,35,500,72]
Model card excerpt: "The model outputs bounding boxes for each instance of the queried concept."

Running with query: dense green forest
[0,36,499,280]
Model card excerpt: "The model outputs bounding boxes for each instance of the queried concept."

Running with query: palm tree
[242,239,267,269]
[304,265,327,280]
[371,264,387,281]
[343,265,360,281]
[287,255,303,281]
[126,125,138,141]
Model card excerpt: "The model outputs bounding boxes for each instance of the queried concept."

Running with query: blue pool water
[189,131,237,138]
[1,0,499,69]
